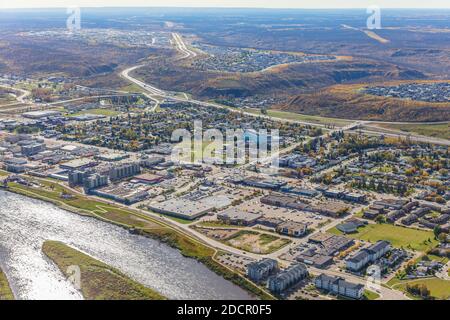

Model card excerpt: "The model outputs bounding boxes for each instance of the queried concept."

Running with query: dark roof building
[217,208,263,226]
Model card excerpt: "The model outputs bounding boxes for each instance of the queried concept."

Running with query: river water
[0,190,253,300]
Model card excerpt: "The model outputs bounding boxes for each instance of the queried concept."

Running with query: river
[0,190,254,300]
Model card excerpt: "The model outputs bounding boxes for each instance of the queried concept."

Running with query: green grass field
[424,254,449,264]
[363,290,380,300]
[42,241,166,300]
[196,221,244,228]
[0,268,14,300]
[225,230,291,254]
[120,83,147,94]
[391,278,450,300]
[66,108,120,117]
[159,213,193,225]
[243,108,353,127]
[375,122,450,140]
[329,223,437,252]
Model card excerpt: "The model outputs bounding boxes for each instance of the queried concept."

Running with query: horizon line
[1,6,450,10]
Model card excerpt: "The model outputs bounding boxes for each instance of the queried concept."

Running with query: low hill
[134,56,421,100]
[277,82,450,122]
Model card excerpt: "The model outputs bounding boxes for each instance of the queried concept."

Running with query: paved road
[0,85,31,107]
[120,62,450,148]
[172,32,197,59]
[0,93,143,114]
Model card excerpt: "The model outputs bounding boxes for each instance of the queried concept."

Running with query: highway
[358,125,450,148]
[359,127,450,146]
[118,59,450,299]
[0,85,31,107]
[172,32,197,59]
[120,61,450,148]
[0,93,143,114]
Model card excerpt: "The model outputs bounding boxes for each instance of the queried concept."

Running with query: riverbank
[5,178,273,300]
[0,268,14,300]
[42,241,166,300]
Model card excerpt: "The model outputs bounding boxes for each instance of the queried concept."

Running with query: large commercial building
[92,184,149,204]
[21,143,45,157]
[95,152,130,162]
[147,198,215,220]
[60,158,97,171]
[260,194,311,211]
[322,189,367,203]
[133,173,165,185]
[3,158,27,173]
[217,208,262,226]
[22,110,61,119]
[140,156,165,168]
[276,221,307,237]
[280,186,320,198]
[240,177,287,190]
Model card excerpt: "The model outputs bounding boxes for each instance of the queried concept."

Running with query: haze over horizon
[1,0,450,9]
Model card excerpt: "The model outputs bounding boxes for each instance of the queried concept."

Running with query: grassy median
[374,122,450,140]
[42,241,166,300]
[0,268,14,300]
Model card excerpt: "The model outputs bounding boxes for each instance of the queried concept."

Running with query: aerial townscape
[0,4,449,304]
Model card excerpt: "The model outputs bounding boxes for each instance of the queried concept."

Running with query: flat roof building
[148,198,215,220]
[217,208,263,226]
[133,173,165,185]
[95,153,130,162]
[22,110,61,119]
[60,158,97,171]
[276,221,307,237]
[280,186,320,198]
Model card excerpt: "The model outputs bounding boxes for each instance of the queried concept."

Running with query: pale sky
[1,0,450,9]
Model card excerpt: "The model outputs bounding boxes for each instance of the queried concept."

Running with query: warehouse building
[148,198,215,220]
[60,158,97,171]
[276,221,307,237]
[22,110,61,119]
[217,208,262,226]
[133,173,165,185]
